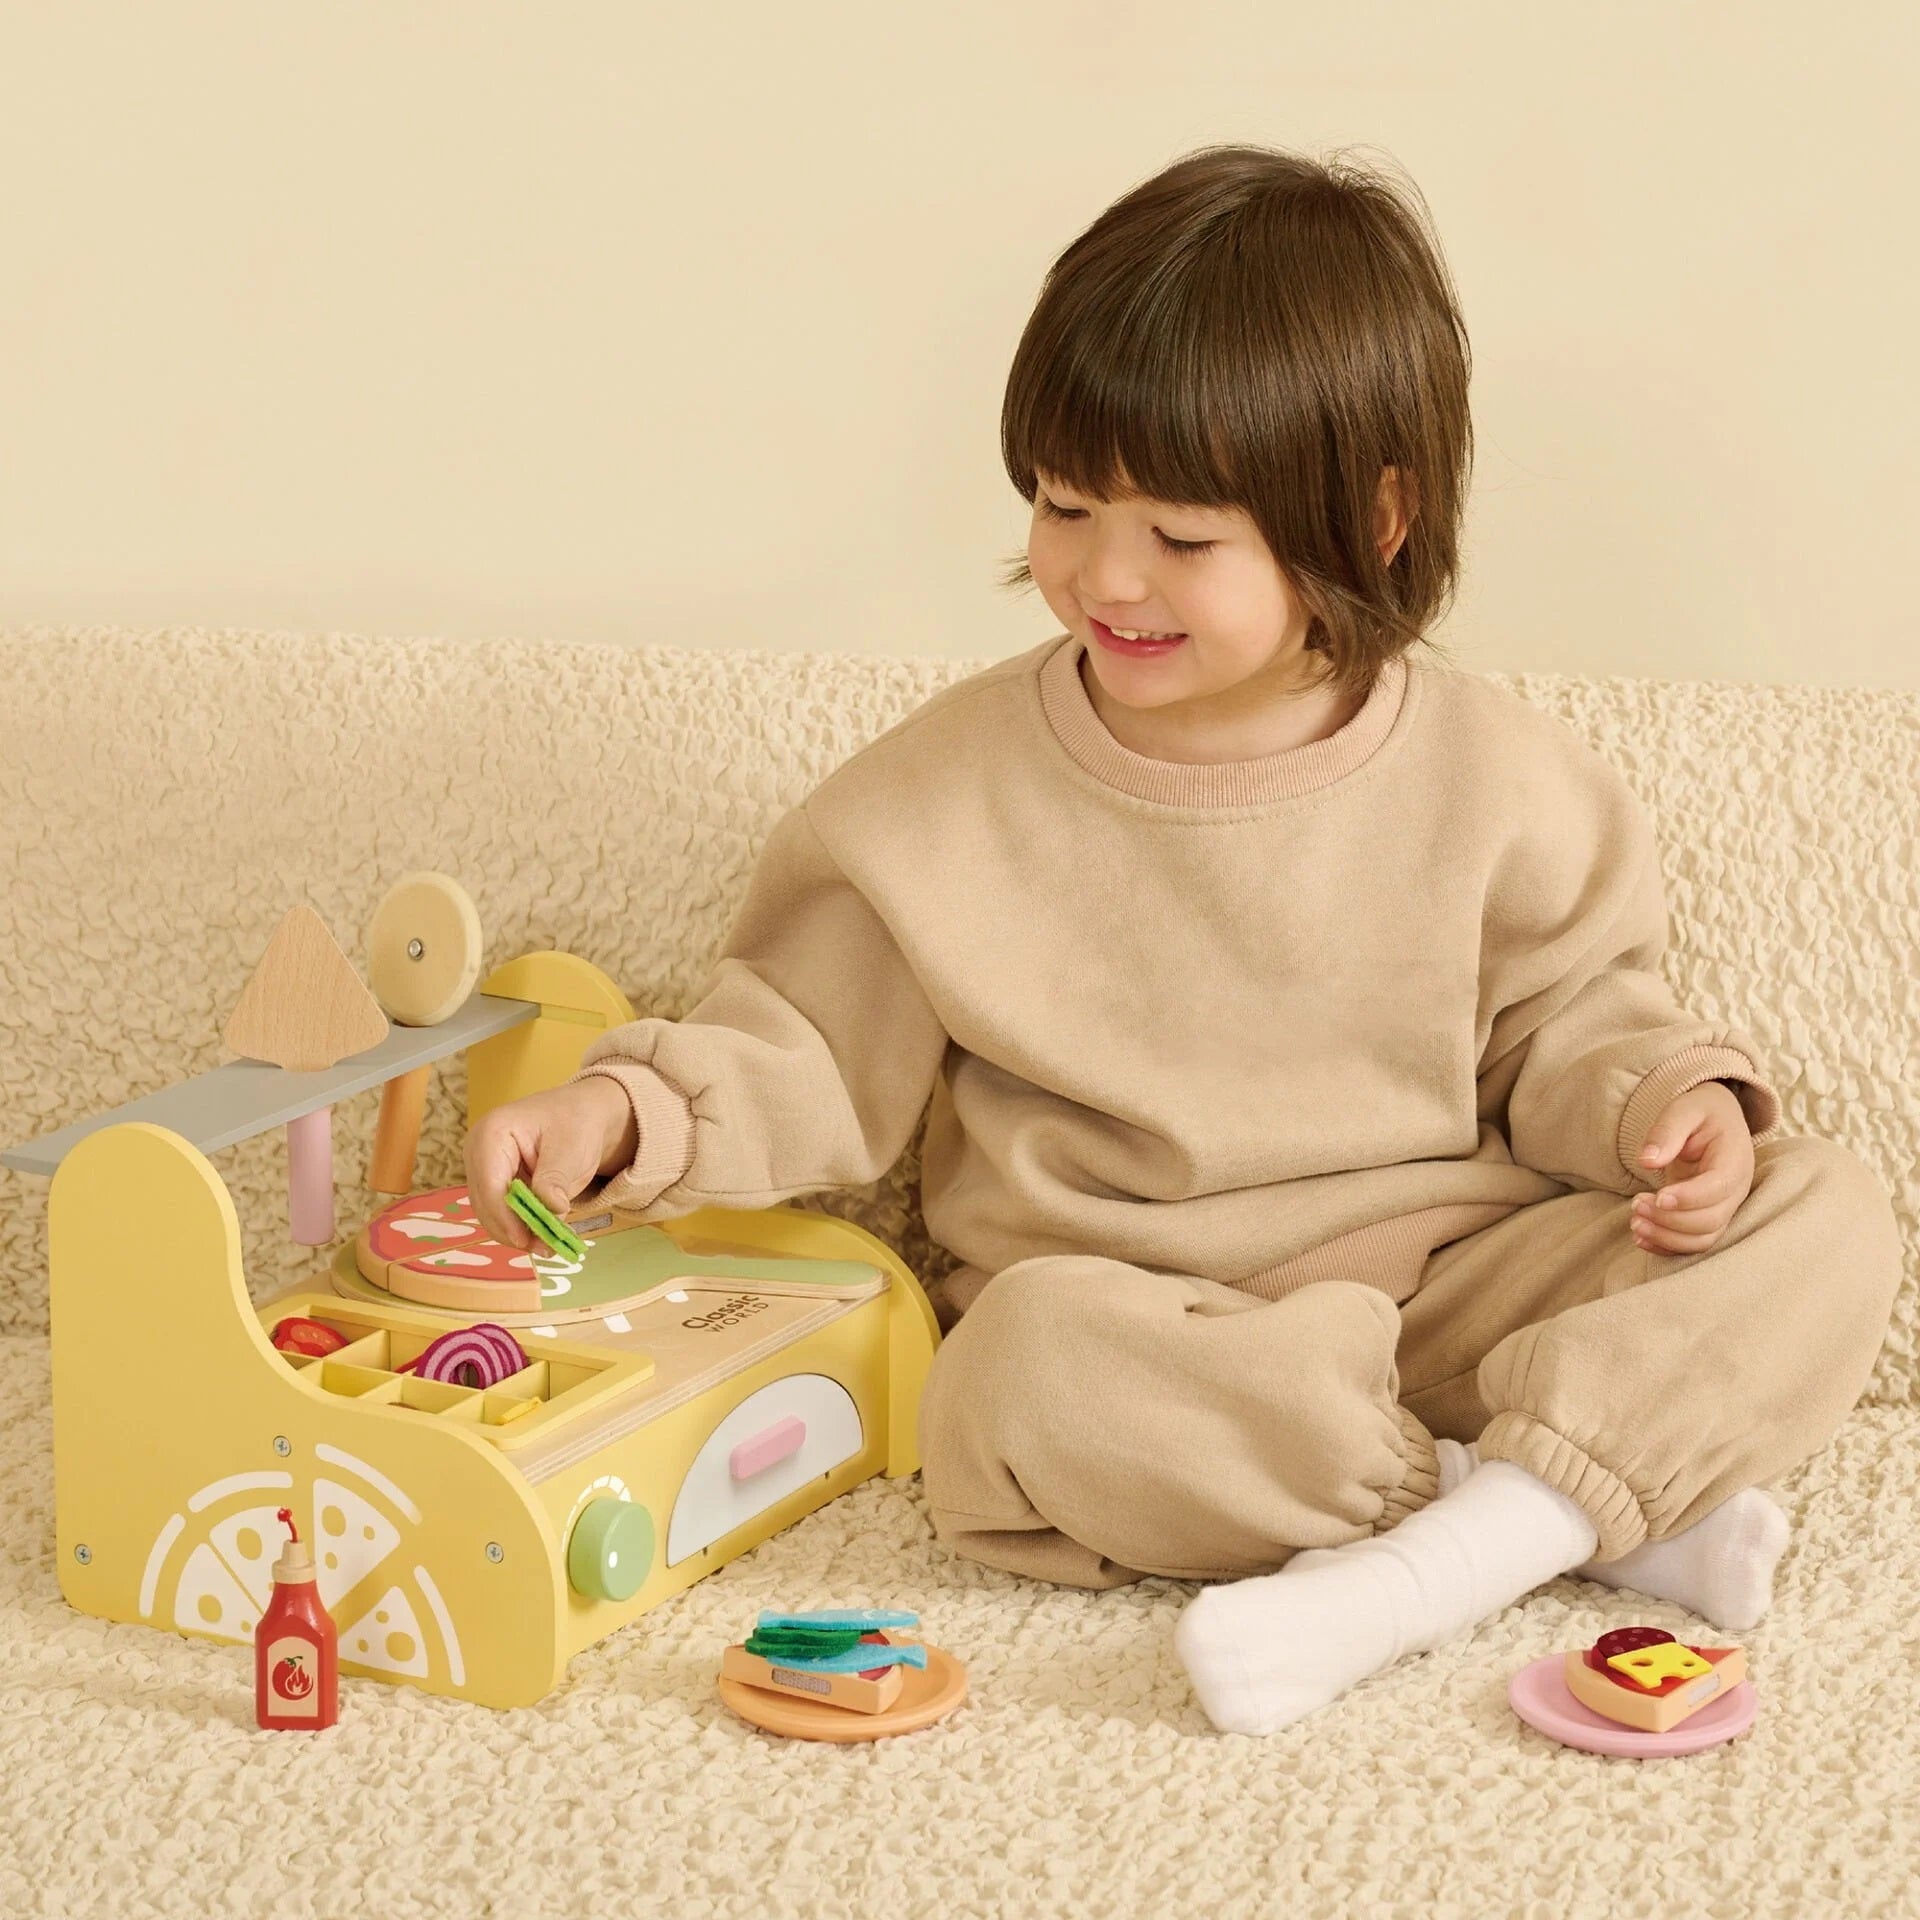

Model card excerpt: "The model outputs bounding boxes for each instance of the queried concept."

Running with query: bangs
[1007,272,1255,515]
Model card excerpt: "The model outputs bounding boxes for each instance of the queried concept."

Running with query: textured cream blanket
[1,626,1915,1917]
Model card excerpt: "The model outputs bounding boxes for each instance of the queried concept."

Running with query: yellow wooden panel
[49,1122,566,1708]
[466,951,635,1126]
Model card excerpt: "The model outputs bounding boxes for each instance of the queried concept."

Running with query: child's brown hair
[999,143,1473,700]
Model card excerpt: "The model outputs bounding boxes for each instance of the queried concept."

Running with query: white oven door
[665,1374,865,1567]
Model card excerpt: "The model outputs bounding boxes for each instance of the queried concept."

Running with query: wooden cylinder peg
[287,1105,336,1245]
[370,1064,432,1195]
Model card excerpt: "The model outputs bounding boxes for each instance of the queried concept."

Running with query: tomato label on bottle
[266,1638,322,1718]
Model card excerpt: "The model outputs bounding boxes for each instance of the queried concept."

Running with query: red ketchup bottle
[255,1507,339,1730]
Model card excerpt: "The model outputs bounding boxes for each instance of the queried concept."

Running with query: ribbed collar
[1036,631,1412,807]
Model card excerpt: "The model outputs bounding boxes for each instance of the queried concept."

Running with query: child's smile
[1089,616,1189,659]
[1027,461,1403,764]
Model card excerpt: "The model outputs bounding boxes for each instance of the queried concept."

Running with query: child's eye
[1035,495,1214,558]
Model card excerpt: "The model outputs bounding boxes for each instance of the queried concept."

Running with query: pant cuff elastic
[1474,1409,1649,1561]
[1375,1404,1442,1533]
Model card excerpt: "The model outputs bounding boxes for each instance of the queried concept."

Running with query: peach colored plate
[718,1644,968,1742]
[1508,1652,1758,1756]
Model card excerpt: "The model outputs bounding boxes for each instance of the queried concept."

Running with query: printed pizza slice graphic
[169,1500,319,1639]
[146,1454,464,1687]
[334,1586,431,1677]
[173,1541,261,1643]
[208,1503,293,1610]
[310,1478,404,1609]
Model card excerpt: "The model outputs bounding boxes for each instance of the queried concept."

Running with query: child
[464,144,1904,1736]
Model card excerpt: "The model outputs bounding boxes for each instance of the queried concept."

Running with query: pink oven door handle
[730,1414,807,1481]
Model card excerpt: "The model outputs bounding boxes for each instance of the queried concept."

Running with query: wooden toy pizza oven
[3,950,939,1710]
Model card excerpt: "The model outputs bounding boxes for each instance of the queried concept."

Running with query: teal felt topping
[756,1608,920,1631]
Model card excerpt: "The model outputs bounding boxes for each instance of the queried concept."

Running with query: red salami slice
[1585,1625,1732,1695]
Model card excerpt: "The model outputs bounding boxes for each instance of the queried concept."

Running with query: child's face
[1028,464,1404,738]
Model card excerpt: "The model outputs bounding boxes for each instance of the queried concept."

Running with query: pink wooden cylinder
[287,1105,335,1246]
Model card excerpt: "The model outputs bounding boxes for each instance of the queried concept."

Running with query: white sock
[1443,1440,1789,1632]
[1174,1455,1599,1735]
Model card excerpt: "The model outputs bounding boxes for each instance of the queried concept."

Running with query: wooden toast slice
[720,1631,908,1715]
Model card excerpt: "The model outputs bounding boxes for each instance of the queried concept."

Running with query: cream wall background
[1,1,1912,688]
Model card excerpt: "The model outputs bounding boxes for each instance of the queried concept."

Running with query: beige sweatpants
[916,1134,1904,1581]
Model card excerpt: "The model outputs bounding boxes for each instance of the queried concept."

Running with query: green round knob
[567,1496,654,1602]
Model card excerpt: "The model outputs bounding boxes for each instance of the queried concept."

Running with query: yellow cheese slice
[1605,1641,1711,1689]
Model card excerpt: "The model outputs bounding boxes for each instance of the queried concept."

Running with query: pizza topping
[366,1185,529,1285]
[271,1316,350,1357]
[1587,1625,1675,1670]
[1586,1625,1721,1693]
[403,1322,529,1390]
[1605,1640,1712,1690]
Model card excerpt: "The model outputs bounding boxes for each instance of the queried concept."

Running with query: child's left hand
[1630,1082,1755,1255]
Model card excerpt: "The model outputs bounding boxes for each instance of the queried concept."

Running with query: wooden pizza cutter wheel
[364,873,485,1196]
[717,1629,968,1743]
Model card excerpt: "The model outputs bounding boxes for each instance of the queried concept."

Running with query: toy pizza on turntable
[356,1178,887,1319]
[1566,1626,1747,1734]
[357,1185,554,1311]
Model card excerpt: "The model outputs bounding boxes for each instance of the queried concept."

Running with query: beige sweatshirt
[568,631,1782,1316]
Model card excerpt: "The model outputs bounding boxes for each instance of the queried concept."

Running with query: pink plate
[1508,1652,1757,1757]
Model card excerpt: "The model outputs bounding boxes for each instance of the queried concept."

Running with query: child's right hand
[462,1078,638,1252]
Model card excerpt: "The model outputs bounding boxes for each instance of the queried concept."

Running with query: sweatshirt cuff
[566,1060,698,1212]
[1616,1043,1785,1182]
